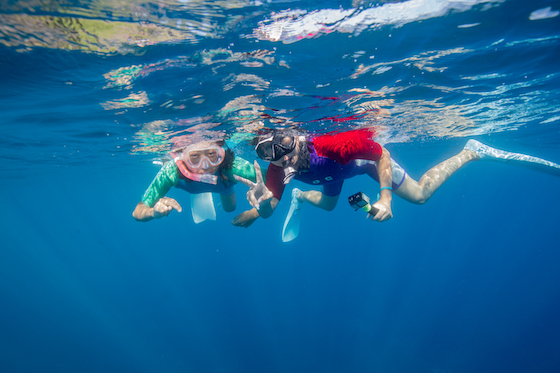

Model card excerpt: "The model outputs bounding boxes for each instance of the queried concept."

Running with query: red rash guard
[312,128,382,165]
[265,128,383,200]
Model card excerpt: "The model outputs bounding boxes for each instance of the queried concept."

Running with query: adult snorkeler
[231,128,393,230]
[133,135,258,223]
[232,127,560,241]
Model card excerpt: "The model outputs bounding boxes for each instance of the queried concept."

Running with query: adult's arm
[370,146,393,222]
[231,161,280,227]
[231,197,279,228]
[296,191,339,211]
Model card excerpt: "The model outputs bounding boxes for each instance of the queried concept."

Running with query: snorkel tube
[282,160,297,184]
[171,151,218,185]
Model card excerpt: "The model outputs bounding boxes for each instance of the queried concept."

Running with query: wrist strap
[380,186,393,192]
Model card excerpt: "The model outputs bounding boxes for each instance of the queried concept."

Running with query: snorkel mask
[183,144,225,170]
[255,132,301,184]
[255,133,296,162]
[170,143,225,185]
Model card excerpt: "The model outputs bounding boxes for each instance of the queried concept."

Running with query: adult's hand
[234,161,273,210]
[368,198,393,222]
[231,209,260,228]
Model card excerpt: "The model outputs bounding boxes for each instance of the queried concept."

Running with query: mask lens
[256,135,295,161]
[273,143,291,160]
[188,151,203,167]
[206,149,219,163]
[184,146,224,169]
[255,137,275,161]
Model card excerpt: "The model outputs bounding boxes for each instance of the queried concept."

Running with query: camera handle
[362,203,379,217]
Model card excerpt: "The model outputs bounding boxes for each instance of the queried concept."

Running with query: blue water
[1,0,560,372]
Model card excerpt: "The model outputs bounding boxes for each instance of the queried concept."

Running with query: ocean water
[1,0,560,372]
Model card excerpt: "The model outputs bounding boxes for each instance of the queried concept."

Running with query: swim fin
[191,193,216,224]
[465,139,560,177]
[282,188,302,242]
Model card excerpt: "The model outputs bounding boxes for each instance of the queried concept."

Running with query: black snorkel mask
[255,132,298,184]
[255,133,296,162]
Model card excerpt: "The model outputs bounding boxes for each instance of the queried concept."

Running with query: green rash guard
[141,157,263,207]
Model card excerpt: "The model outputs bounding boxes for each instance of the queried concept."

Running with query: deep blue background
[1,0,560,372]
[2,136,560,373]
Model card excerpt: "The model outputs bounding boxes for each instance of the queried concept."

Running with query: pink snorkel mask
[182,144,225,170]
[170,145,224,185]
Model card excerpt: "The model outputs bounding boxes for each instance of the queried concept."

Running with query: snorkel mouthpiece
[282,159,297,184]
[197,173,219,184]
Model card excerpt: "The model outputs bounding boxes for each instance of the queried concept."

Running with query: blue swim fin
[282,188,302,242]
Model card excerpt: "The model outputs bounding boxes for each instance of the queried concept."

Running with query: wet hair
[293,134,310,171]
[251,127,307,145]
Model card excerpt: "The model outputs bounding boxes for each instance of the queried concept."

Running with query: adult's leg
[394,149,479,204]
[281,187,339,243]
[394,139,560,204]
[297,190,340,211]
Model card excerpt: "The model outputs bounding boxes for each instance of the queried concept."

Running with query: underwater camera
[348,191,379,216]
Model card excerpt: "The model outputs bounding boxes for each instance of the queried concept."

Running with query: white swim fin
[465,139,560,177]
[282,188,302,242]
[191,193,216,224]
